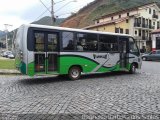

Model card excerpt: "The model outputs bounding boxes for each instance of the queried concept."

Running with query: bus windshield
[129,37,140,56]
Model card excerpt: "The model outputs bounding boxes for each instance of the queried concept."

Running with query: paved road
[0,61,160,119]
[141,61,160,74]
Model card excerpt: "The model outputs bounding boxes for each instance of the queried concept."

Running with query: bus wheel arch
[68,65,82,80]
[129,62,138,74]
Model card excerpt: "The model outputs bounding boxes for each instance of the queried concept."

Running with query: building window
[120,28,123,34]
[149,8,151,14]
[115,27,119,33]
[153,10,156,15]
[127,13,129,16]
[96,20,99,24]
[126,19,129,23]
[119,15,121,18]
[146,19,148,25]
[146,31,148,37]
[125,29,129,34]
[135,31,137,35]
[138,17,141,24]
[138,29,141,36]
[153,22,155,25]
[104,27,106,30]
[157,21,160,29]
[111,17,113,20]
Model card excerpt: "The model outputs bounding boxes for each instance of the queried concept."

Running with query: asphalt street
[0,61,160,120]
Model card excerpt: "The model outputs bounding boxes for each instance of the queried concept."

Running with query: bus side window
[86,34,98,51]
[76,33,98,51]
[47,33,58,51]
[76,33,86,51]
[62,32,74,51]
[99,35,118,52]
[34,32,45,52]
[77,41,83,51]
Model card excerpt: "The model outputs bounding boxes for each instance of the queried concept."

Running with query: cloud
[0,0,39,14]
[0,15,28,31]
[0,0,94,30]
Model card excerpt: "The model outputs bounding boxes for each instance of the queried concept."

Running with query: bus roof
[22,24,132,37]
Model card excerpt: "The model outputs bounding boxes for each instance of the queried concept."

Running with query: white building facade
[88,3,160,52]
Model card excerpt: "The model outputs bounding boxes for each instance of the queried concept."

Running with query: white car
[2,51,12,57]
[2,51,10,57]
[7,53,15,59]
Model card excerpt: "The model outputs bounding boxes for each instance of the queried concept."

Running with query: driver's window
[129,38,139,56]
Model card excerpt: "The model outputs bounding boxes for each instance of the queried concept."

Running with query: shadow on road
[19,71,138,85]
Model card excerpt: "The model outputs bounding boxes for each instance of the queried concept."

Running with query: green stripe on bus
[97,64,120,72]
[59,56,99,74]
[28,62,34,76]
[20,62,26,74]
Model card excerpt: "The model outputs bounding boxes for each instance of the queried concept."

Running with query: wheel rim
[71,69,79,78]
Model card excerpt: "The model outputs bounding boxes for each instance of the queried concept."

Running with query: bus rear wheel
[68,66,81,80]
[129,64,136,74]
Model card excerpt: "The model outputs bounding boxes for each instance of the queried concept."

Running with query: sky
[0,0,94,31]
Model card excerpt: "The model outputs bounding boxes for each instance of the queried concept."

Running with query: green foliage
[0,59,15,69]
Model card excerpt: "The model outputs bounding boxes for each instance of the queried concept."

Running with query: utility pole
[4,24,12,50]
[11,30,16,51]
[51,0,55,25]
[39,0,76,25]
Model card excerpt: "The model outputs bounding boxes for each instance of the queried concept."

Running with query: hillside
[60,0,160,28]
[32,16,65,26]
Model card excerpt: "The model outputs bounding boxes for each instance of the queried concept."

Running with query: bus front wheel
[129,64,136,74]
[68,66,81,80]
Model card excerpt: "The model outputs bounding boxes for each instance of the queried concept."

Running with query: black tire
[129,64,136,74]
[68,66,81,80]
[142,57,147,61]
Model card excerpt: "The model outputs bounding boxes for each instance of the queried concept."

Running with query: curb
[0,69,21,75]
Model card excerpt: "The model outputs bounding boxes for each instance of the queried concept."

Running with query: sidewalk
[0,69,21,75]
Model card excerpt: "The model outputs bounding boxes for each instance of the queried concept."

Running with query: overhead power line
[39,0,51,13]
[37,0,77,25]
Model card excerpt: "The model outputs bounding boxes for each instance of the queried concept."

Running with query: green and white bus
[15,24,142,80]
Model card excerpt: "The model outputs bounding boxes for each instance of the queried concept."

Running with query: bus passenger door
[34,31,59,75]
[119,37,128,69]
[46,53,58,73]
[35,53,46,73]
[46,33,59,74]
